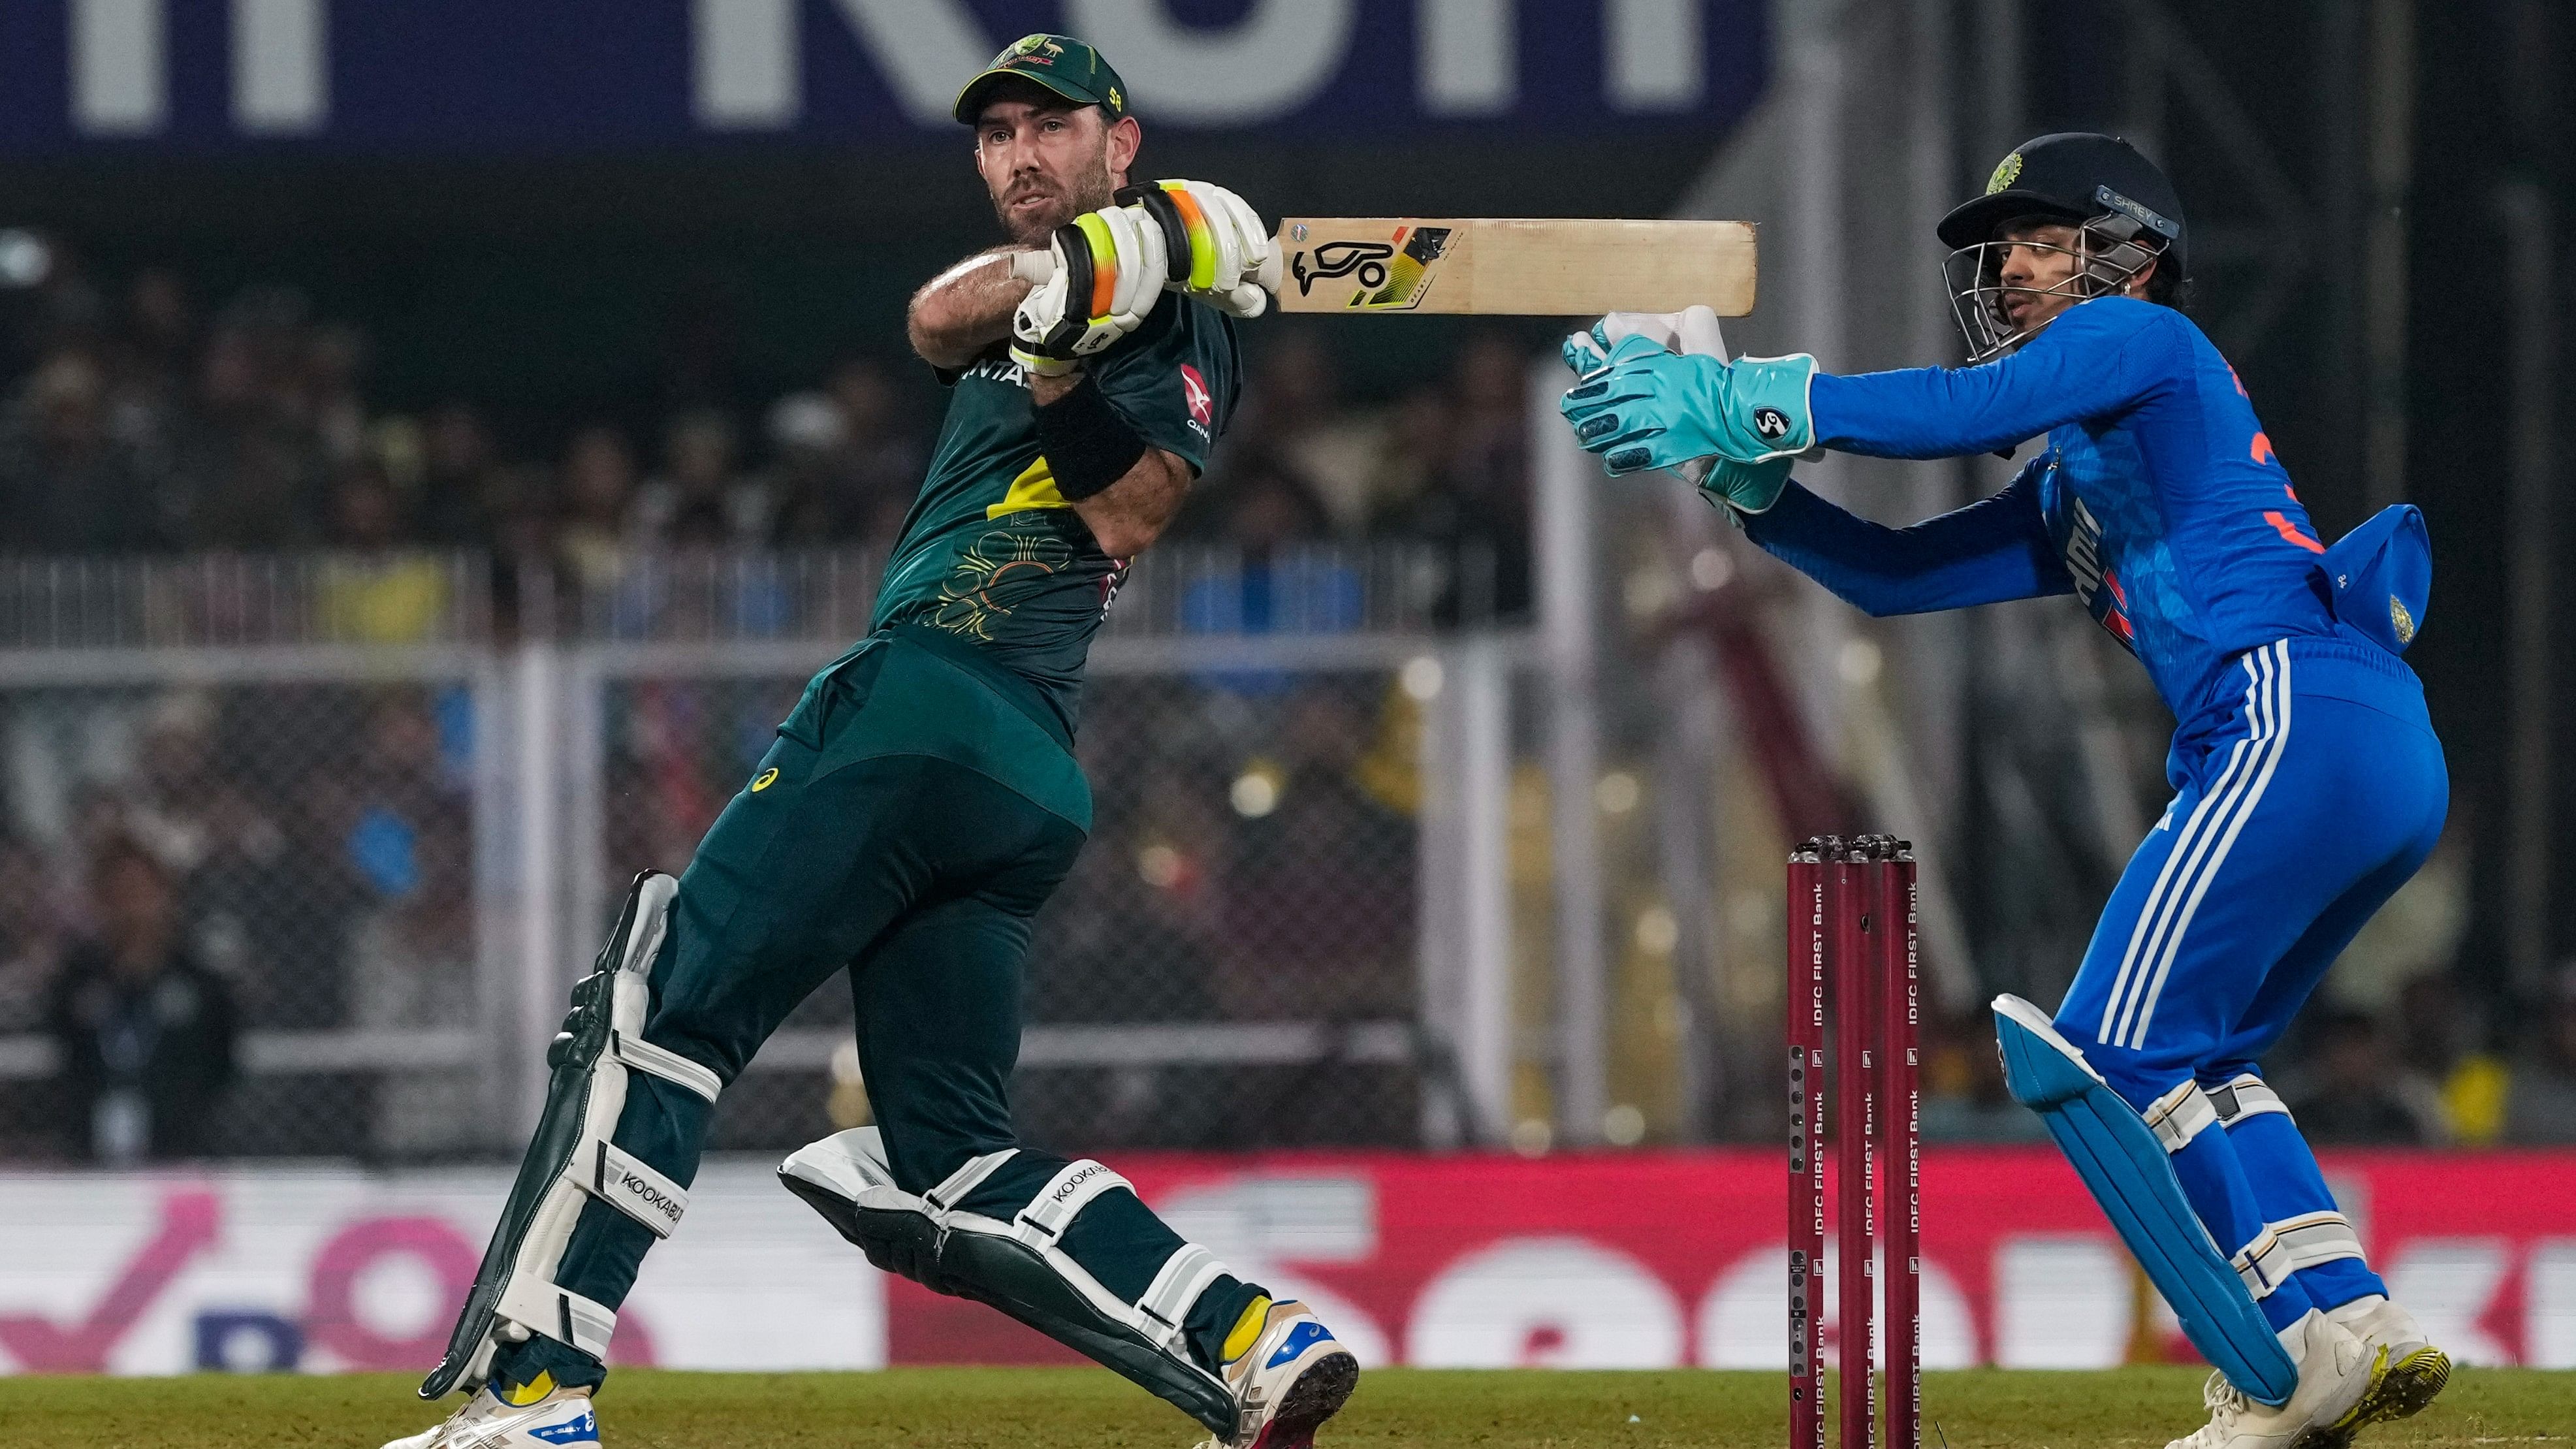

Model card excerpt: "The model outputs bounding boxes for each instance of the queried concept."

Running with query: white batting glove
[1010,202,1170,376]
[1119,179,1278,319]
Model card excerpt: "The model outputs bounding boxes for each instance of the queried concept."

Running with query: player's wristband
[1032,374,1149,502]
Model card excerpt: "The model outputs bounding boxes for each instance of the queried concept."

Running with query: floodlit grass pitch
[1,1367,2569,1448]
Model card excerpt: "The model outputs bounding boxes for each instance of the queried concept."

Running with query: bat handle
[1011,249,1057,286]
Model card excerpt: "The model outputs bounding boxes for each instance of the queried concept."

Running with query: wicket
[1787,836,1921,1449]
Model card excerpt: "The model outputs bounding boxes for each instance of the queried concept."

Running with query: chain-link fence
[0,545,1506,1164]
[0,554,501,1164]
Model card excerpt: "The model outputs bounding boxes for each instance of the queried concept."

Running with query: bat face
[1268,217,1757,317]
[1282,222,1457,311]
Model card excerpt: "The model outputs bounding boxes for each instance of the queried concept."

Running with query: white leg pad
[487,876,716,1358]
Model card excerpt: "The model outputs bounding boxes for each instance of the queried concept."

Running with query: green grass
[0,1367,2569,1448]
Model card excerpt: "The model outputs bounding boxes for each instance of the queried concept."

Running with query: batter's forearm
[1071,449,1192,562]
[909,247,1036,369]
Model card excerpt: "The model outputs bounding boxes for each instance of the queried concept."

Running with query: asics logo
[527,1408,598,1444]
[1265,1320,1331,1368]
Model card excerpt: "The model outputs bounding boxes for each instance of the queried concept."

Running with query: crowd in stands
[0,251,1539,623]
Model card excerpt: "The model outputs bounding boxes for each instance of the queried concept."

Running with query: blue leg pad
[1992,995,2299,1407]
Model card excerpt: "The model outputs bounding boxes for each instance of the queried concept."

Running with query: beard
[991,150,1117,246]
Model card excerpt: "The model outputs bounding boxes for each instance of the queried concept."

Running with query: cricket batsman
[384,33,1358,1449]
[1560,134,2445,1449]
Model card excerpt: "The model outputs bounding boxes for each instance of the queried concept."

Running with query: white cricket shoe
[379,1380,599,1449]
[1194,1299,1360,1449]
[2312,1295,2450,1447]
[2164,1309,2376,1449]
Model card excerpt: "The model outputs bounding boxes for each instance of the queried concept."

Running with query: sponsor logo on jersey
[2059,491,2136,650]
[1181,362,1213,436]
[751,767,779,793]
[961,355,1029,389]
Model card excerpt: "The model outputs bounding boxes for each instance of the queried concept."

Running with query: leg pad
[420,872,720,1399]
[780,1127,1236,1435]
[1992,995,2300,1407]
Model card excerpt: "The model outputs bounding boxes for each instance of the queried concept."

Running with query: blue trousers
[2052,635,2446,1330]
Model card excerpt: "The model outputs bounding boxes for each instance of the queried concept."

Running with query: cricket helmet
[1939,133,2187,362]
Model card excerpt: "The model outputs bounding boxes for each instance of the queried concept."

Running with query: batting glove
[1560,346,1820,476]
[1011,202,1170,376]
[1119,179,1277,319]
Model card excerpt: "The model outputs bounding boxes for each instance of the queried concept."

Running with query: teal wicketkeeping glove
[1559,349,1821,476]
[1698,453,1793,517]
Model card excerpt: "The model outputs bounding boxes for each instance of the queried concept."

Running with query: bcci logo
[2389,596,2415,645]
[1988,151,2024,194]
[1753,407,1790,440]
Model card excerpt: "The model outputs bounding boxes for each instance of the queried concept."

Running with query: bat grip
[1011,249,1058,286]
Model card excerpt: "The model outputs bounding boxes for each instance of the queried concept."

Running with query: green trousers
[496,631,1260,1392]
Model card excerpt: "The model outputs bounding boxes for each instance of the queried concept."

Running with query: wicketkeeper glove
[1117,179,1277,319]
[1010,202,1171,377]
[1698,453,1794,517]
[1560,344,1821,476]
[1559,305,1729,376]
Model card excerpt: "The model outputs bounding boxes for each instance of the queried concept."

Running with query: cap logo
[1107,86,1122,110]
[1987,151,2023,195]
[2389,596,2415,646]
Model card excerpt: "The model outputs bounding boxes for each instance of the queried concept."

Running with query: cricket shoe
[2311,1295,2450,1447]
[2164,1309,2376,1449]
[1194,1299,1360,1449]
[380,1377,599,1449]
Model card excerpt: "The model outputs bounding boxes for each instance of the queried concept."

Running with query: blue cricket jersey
[1742,296,2340,722]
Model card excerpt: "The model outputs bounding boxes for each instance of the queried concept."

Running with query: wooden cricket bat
[1262,217,1756,316]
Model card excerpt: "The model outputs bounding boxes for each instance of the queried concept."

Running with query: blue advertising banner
[0,1,1767,156]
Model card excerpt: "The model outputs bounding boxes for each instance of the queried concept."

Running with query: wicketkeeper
[385,33,1357,1449]
[1561,133,2446,1449]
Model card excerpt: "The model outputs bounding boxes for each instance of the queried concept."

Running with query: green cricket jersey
[872,293,1241,737]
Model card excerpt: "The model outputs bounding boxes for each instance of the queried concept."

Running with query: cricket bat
[1019,217,1758,317]
[1264,217,1756,316]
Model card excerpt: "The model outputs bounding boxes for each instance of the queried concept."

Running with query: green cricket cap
[953,34,1129,125]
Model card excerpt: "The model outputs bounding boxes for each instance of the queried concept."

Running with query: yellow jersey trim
[986,455,1072,519]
